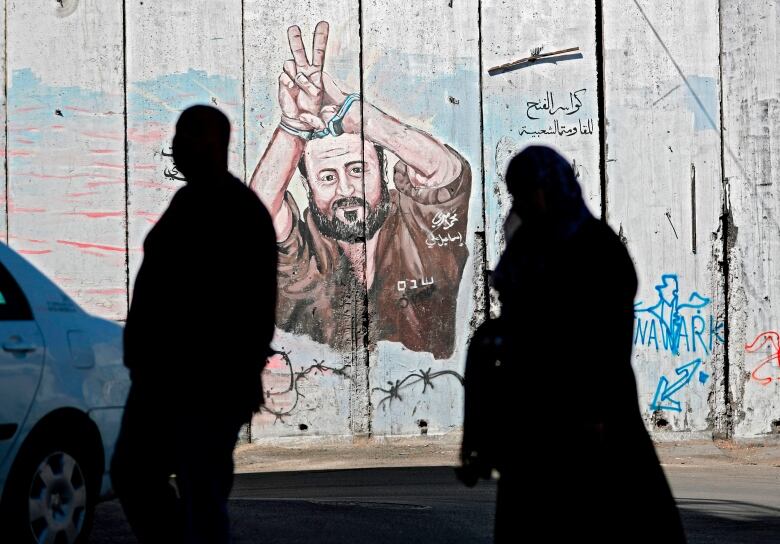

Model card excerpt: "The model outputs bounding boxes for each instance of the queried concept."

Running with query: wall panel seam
[595,0,607,221]
[358,0,372,437]
[716,0,732,437]
[3,0,7,244]
[122,0,130,315]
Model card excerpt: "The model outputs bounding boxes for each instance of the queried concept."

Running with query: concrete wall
[3,0,778,440]
[604,1,725,437]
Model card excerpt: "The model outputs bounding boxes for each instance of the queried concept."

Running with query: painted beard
[308,181,391,243]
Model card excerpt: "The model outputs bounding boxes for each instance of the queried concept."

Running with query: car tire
[1,428,99,544]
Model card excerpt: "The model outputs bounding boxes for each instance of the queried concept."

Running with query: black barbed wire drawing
[260,349,351,422]
[372,368,465,410]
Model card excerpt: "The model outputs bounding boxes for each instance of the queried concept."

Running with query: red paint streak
[51,125,65,130]
[13,106,44,113]
[81,131,123,141]
[15,171,76,180]
[81,250,107,258]
[63,106,93,113]
[10,207,46,213]
[133,163,157,170]
[93,161,124,170]
[133,212,161,225]
[57,240,125,252]
[14,172,121,182]
[7,126,40,133]
[64,211,123,219]
[65,191,99,198]
[18,249,52,255]
[134,211,161,224]
[132,180,178,190]
[127,126,167,145]
[90,149,118,155]
[15,138,35,145]
[91,174,124,180]
[86,180,124,188]
[745,331,780,385]
[8,150,34,157]
[9,236,47,244]
[84,288,126,295]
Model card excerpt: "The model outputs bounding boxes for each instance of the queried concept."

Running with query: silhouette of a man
[112,105,277,543]
[459,146,685,543]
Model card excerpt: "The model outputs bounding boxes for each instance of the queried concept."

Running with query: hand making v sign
[278,21,329,132]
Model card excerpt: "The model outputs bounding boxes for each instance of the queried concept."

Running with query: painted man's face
[304,133,390,243]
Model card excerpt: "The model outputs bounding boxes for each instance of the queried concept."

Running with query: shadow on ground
[678,498,780,544]
[89,468,780,543]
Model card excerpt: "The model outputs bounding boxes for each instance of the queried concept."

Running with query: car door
[0,260,45,469]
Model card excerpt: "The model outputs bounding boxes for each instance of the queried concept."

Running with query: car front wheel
[2,432,97,544]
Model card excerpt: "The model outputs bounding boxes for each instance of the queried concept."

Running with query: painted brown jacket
[276,150,471,359]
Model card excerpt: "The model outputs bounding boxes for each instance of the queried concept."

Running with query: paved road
[92,467,495,544]
[665,464,780,544]
[90,465,780,543]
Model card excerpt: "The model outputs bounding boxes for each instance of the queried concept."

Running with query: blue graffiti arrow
[650,358,702,413]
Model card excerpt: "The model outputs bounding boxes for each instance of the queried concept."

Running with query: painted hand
[319,72,361,135]
[278,21,329,131]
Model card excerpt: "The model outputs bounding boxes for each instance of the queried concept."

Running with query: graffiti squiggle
[745,331,780,386]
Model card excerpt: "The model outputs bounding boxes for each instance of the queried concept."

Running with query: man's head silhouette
[172,105,230,182]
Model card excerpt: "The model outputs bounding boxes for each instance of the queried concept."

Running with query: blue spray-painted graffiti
[651,358,709,413]
[634,274,724,356]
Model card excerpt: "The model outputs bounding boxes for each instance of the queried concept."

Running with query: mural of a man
[250,22,471,359]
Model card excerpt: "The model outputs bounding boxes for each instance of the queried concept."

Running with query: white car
[0,242,128,543]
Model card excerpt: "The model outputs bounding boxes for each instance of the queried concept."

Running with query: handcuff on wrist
[279,93,361,141]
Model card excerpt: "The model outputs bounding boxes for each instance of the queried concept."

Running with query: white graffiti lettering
[432,210,459,231]
[425,231,464,248]
[397,277,435,292]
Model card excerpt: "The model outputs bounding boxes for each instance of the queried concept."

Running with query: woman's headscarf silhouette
[503,144,592,241]
[461,145,686,543]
